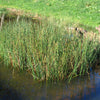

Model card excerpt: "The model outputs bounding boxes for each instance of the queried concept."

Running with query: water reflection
[0,65,100,100]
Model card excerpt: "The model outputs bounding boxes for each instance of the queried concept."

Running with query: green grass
[0,0,100,27]
[0,18,99,81]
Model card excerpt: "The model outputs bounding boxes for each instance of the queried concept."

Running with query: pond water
[0,64,100,100]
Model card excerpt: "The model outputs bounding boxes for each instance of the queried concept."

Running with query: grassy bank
[0,0,100,27]
[0,17,100,81]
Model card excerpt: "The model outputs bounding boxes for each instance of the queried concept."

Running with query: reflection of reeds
[0,19,100,81]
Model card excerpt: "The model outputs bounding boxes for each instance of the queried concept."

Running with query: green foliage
[0,18,99,81]
[0,0,100,27]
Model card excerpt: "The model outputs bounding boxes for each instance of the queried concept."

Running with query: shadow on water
[0,82,24,100]
[0,63,100,100]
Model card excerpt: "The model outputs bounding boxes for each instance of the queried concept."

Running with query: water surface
[0,64,100,100]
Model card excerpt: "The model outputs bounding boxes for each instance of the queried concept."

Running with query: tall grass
[0,18,99,81]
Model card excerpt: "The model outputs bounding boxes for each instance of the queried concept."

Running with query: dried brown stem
[0,13,5,30]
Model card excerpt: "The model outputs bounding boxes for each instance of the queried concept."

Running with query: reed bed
[0,19,99,81]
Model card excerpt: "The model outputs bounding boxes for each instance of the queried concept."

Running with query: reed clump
[0,18,100,81]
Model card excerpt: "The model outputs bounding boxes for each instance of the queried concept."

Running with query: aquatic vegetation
[0,18,100,81]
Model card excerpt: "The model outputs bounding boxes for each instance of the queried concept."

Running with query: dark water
[0,64,100,100]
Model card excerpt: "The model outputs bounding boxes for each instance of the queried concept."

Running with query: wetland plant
[0,19,100,81]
